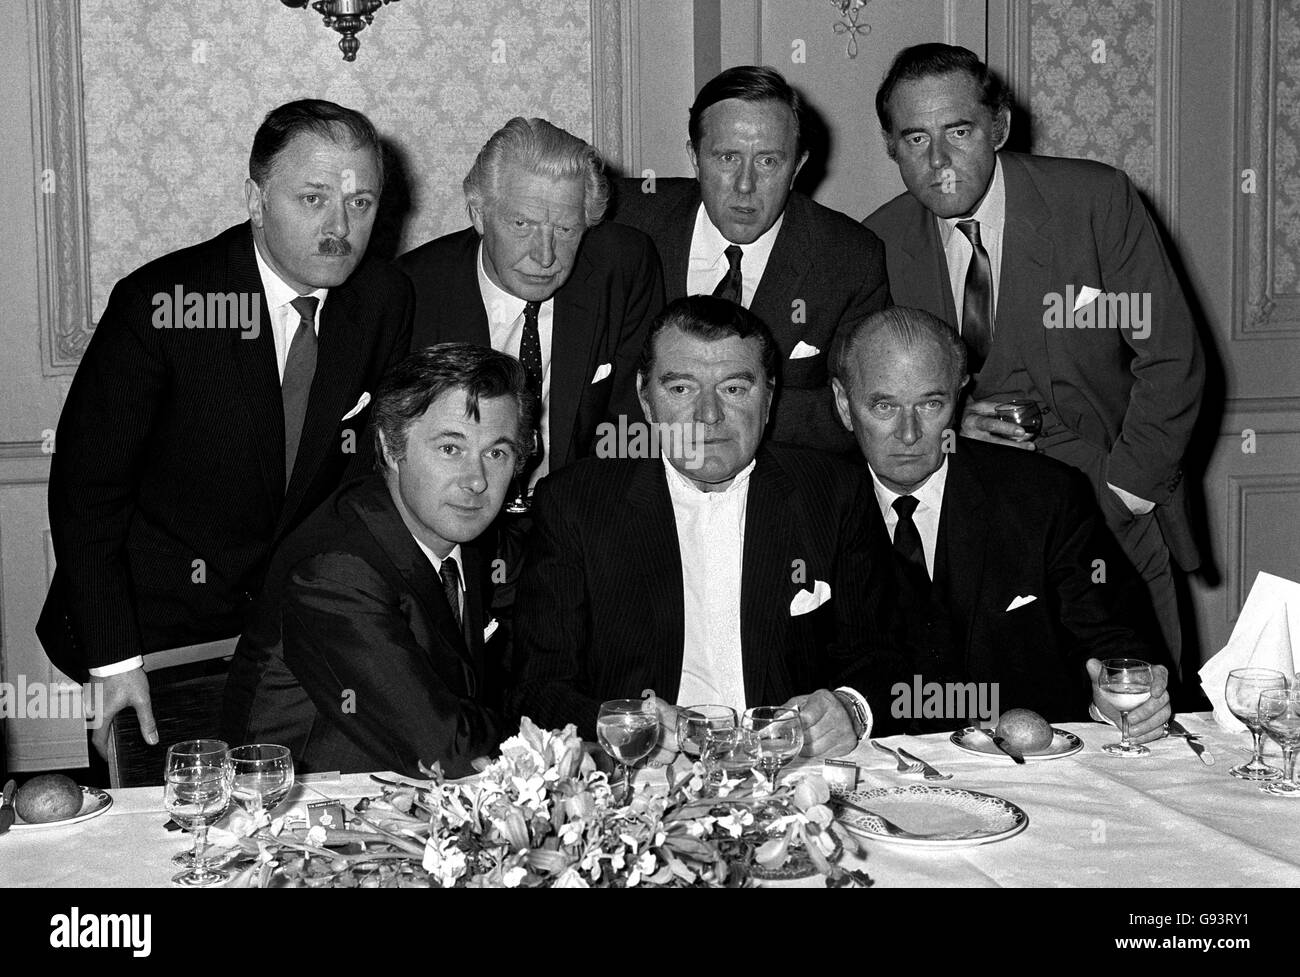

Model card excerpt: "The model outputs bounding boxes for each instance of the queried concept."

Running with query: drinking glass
[164,739,231,887]
[1226,667,1289,781]
[742,706,804,786]
[1257,690,1300,796]
[994,400,1043,441]
[700,726,761,791]
[1098,658,1154,757]
[504,429,542,515]
[227,744,295,820]
[596,699,660,800]
[676,705,737,761]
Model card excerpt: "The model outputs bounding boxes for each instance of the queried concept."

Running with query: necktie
[282,295,319,485]
[954,219,993,374]
[440,555,464,636]
[892,495,930,594]
[518,301,544,470]
[712,245,744,305]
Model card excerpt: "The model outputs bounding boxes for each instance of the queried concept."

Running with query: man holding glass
[511,296,904,758]
[831,306,1173,739]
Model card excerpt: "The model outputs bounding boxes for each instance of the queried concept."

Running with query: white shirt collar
[868,454,949,517]
[692,201,785,271]
[412,536,465,583]
[252,238,328,313]
[476,242,529,325]
[661,452,757,499]
[938,155,1006,246]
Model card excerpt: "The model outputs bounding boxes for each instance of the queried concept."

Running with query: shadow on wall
[370,138,413,263]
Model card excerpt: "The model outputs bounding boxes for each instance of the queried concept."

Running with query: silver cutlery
[896,747,953,781]
[832,795,977,840]
[871,740,918,773]
[1166,719,1214,766]
[969,726,1026,764]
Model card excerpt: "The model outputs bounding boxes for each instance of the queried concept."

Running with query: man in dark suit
[863,44,1204,675]
[831,306,1173,738]
[512,296,902,755]
[609,66,891,455]
[37,100,412,758]
[398,117,663,490]
[223,344,531,777]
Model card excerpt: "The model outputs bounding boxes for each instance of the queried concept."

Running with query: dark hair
[875,43,1012,142]
[637,295,780,389]
[373,343,535,474]
[464,117,608,228]
[833,306,967,395]
[688,65,805,154]
[249,99,384,189]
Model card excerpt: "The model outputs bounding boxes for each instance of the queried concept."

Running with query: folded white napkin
[1199,572,1300,731]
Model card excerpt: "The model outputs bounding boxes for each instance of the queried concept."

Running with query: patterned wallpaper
[80,0,592,321]
[1276,0,1299,293]
[1025,0,1157,198]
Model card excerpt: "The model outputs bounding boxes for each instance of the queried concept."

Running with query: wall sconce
[830,0,872,60]
[281,0,402,62]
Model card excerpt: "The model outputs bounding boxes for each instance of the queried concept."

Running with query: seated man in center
[511,295,903,756]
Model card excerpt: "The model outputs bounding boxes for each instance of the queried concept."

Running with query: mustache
[318,237,352,256]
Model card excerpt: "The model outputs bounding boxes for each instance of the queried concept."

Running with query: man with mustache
[37,100,412,760]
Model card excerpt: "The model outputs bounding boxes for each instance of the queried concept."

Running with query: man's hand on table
[783,689,858,758]
[1086,657,1171,744]
[960,399,1036,449]
[89,667,158,759]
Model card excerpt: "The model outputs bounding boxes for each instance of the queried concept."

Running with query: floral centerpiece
[209,718,872,888]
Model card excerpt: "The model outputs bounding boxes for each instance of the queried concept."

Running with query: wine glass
[1257,690,1300,796]
[596,699,660,801]
[504,429,542,515]
[227,744,295,821]
[164,739,231,887]
[742,706,804,786]
[1225,667,1289,780]
[700,726,761,792]
[1098,658,1154,757]
[676,705,737,762]
[994,400,1043,441]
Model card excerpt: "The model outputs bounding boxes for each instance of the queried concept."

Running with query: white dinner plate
[10,785,113,830]
[832,784,1028,849]
[949,726,1084,761]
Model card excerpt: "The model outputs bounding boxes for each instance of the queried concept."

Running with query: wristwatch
[833,689,869,740]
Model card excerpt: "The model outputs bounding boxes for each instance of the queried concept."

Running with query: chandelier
[281,0,402,62]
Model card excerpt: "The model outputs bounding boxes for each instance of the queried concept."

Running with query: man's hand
[1086,658,1171,744]
[643,694,681,766]
[960,400,1036,450]
[782,690,857,758]
[89,668,157,759]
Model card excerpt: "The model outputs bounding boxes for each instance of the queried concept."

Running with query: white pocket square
[1006,594,1037,611]
[1072,285,1102,312]
[483,618,499,641]
[341,391,371,421]
[790,580,832,616]
[789,341,820,360]
[590,362,612,384]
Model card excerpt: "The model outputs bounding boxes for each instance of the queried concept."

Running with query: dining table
[2,712,1296,888]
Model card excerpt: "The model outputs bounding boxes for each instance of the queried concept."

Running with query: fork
[896,747,953,781]
[871,740,917,773]
[833,795,977,840]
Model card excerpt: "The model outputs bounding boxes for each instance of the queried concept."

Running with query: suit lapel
[445,230,493,346]
[750,196,813,347]
[938,448,990,665]
[995,154,1056,399]
[898,199,960,329]
[740,450,796,704]
[625,460,686,697]
[660,187,699,302]
[548,249,600,468]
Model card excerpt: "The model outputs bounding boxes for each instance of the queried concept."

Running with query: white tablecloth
[2,713,1296,888]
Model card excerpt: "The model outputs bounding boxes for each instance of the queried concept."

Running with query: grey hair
[463,117,609,227]
[832,306,968,394]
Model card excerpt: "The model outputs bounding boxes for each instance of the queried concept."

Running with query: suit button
[241,591,254,603]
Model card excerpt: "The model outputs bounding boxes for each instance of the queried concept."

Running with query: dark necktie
[954,219,993,374]
[712,245,744,305]
[892,495,930,594]
[518,301,544,470]
[282,295,319,485]
[440,555,464,636]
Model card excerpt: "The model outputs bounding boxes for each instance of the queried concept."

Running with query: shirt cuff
[88,656,145,678]
[835,686,874,741]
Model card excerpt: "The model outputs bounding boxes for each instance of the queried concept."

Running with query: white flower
[305,824,328,847]
[503,866,528,888]
[716,809,754,839]
[637,851,657,876]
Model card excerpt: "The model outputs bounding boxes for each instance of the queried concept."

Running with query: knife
[970,726,1026,764]
[1167,719,1215,766]
[0,779,16,834]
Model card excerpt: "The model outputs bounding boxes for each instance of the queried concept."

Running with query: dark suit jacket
[397,222,664,470]
[610,178,891,454]
[877,438,1165,734]
[863,152,1204,568]
[511,444,904,738]
[222,475,502,778]
[37,223,413,679]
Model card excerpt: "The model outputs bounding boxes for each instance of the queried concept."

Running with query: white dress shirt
[868,457,950,579]
[936,156,1006,333]
[412,538,465,622]
[686,204,785,308]
[477,244,554,487]
[89,242,331,678]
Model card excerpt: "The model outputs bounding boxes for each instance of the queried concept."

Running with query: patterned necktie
[282,295,319,485]
[892,495,930,594]
[440,555,464,636]
[518,301,544,470]
[954,219,993,374]
[712,245,744,305]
